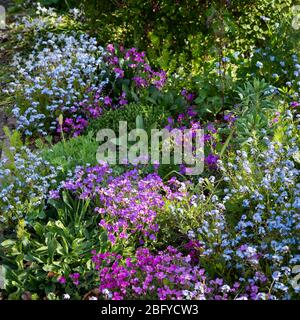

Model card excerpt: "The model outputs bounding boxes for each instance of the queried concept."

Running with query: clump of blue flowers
[9,32,107,136]
[0,146,59,225]
[214,135,299,299]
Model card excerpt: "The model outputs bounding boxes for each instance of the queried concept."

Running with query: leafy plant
[40,131,99,178]
[0,128,58,229]
[0,191,109,299]
[87,103,171,135]
[234,78,277,144]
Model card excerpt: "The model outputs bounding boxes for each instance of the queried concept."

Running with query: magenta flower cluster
[54,45,167,138]
[91,246,270,300]
[56,86,130,137]
[57,274,80,286]
[106,44,167,90]
[57,117,89,137]
[59,163,112,199]
[92,246,204,300]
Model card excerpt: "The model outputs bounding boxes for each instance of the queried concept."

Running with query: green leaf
[24,253,45,264]
[35,246,49,253]
[293,151,300,164]
[62,191,72,210]
[46,237,58,262]
[1,239,16,247]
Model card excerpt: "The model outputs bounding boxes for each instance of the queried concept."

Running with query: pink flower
[113,67,124,78]
[57,276,66,284]
[69,273,80,286]
[107,44,115,53]
[104,96,112,106]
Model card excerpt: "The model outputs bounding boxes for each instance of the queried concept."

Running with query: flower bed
[0,3,299,301]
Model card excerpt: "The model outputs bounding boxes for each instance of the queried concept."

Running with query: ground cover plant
[0,1,299,301]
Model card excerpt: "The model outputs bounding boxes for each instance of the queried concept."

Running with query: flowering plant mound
[106,44,167,91]
[8,26,169,139]
[10,33,107,137]
[92,246,211,300]
[164,90,237,173]
[50,164,186,245]
[91,246,275,300]
[186,135,300,299]
[0,143,58,225]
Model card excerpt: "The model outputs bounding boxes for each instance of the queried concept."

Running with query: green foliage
[0,191,109,299]
[40,132,99,177]
[156,177,223,247]
[71,0,294,73]
[24,0,294,75]
[1,127,23,161]
[88,103,172,135]
[234,78,277,145]
[38,0,61,5]
[227,0,293,51]
[193,59,237,119]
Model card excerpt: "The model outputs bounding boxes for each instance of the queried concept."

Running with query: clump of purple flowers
[53,44,168,139]
[92,246,205,300]
[57,117,89,137]
[205,153,219,169]
[106,44,167,90]
[290,101,299,108]
[92,246,272,300]
[69,273,80,286]
[96,170,186,244]
[51,163,112,199]
[164,99,228,172]
[50,164,185,244]
[55,84,130,137]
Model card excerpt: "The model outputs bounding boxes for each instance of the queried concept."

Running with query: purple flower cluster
[52,44,168,139]
[58,163,112,199]
[224,112,237,126]
[55,84,130,137]
[92,246,272,300]
[290,101,299,108]
[106,44,167,90]
[69,273,80,286]
[57,273,80,286]
[57,117,89,137]
[92,246,203,300]
[50,164,185,244]
[165,94,227,172]
[181,89,196,103]
[96,170,183,244]
[205,153,219,169]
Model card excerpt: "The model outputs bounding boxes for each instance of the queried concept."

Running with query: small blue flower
[256,61,263,69]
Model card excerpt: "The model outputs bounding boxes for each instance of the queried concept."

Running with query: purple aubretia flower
[205,154,219,169]
[57,276,66,284]
[69,273,80,286]
[104,96,112,106]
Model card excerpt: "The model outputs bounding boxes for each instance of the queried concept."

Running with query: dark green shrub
[39,132,99,178]
[87,103,171,135]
